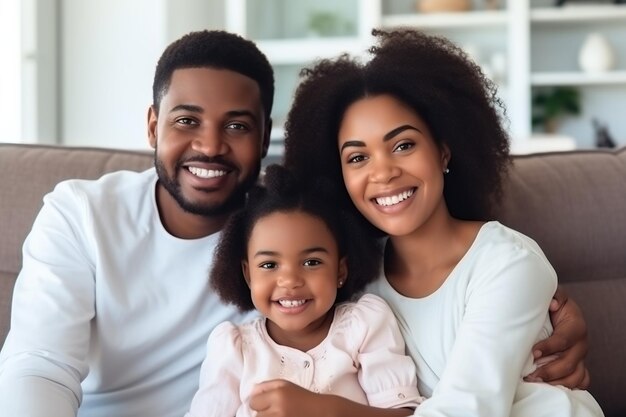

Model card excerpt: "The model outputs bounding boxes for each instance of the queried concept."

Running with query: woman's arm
[527,286,590,388]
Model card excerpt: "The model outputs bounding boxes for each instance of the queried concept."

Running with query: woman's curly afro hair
[283,28,511,224]
[210,164,383,312]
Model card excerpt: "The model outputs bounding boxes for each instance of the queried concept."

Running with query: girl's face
[242,210,347,349]
[338,94,450,237]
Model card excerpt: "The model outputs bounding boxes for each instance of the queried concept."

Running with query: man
[0,30,588,417]
[0,30,272,417]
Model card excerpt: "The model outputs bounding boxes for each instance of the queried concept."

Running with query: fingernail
[533,350,541,358]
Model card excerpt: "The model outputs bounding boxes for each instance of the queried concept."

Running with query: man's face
[148,68,270,221]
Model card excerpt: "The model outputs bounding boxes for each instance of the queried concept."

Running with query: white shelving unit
[226,0,626,155]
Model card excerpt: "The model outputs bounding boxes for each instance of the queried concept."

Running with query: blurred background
[1,0,625,158]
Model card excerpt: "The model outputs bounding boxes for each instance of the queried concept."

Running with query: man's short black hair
[152,30,274,121]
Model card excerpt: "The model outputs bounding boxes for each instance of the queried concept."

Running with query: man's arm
[0,183,94,417]
[527,285,590,388]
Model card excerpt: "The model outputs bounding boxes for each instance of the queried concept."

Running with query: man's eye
[176,118,197,126]
[226,122,248,131]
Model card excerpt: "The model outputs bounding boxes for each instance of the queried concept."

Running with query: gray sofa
[1,143,625,416]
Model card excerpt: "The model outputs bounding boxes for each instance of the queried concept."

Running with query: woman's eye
[303,259,322,267]
[259,262,277,270]
[394,142,414,152]
[347,154,366,164]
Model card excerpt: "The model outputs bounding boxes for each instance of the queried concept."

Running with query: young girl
[184,164,423,417]
[281,29,604,416]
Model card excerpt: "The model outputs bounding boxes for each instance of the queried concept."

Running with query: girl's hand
[526,286,590,389]
[250,379,414,417]
[250,379,326,417]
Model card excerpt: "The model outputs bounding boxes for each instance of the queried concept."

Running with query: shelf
[531,5,626,23]
[257,38,367,65]
[381,10,507,29]
[531,70,626,86]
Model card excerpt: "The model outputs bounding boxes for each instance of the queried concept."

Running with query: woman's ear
[241,260,251,287]
[337,257,348,288]
[441,143,451,171]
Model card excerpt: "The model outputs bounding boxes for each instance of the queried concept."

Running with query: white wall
[60,0,167,149]
[0,0,22,142]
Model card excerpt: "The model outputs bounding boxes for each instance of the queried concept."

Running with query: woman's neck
[385,214,483,298]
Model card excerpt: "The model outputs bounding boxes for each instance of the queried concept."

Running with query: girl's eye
[303,259,322,267]
[259,262,277,270]
[394,142,414,152]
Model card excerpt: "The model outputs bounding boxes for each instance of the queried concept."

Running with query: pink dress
[185,293,423,417]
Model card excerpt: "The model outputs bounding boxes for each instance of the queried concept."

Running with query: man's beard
[153,153,260,217]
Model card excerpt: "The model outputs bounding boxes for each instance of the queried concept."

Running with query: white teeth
[188,166,227,179]
[278,299,307,308]
[375,189,414,207]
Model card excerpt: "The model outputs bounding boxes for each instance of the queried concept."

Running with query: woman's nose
[369,155,401,184]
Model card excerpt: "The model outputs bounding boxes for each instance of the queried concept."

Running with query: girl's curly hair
[283,29,511,227]
[210,164,383,312]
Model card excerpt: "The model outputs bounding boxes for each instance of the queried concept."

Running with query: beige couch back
[1,143,625,416]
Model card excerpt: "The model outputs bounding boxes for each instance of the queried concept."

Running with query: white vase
[578,33,616,73]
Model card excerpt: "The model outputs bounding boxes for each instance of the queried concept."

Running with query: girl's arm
[184,321,243,417]
[250,380,413,417]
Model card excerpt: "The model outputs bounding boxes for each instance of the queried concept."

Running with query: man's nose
[191,128,229,156]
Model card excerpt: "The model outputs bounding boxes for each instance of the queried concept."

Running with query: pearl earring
[444,168,450,174]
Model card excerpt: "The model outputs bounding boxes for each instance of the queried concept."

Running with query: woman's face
[338,94,450,237]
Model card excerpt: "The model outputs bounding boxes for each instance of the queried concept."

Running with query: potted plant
[531,87,581,133]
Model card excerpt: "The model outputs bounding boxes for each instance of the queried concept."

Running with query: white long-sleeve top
[368,221,603,417]
[0,169,254,417]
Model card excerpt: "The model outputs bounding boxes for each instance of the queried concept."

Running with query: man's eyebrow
[227,109,259,123]
[340,124,422,153]
[169,104,203,114]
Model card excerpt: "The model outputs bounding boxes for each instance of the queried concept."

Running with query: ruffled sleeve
[352,294,424,409]
[184,321,244,417]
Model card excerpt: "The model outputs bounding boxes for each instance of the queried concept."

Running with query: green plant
[532,87,581,133]
[308,12,338,37]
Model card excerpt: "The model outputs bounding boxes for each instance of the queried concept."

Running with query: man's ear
[261,118,272,159]
[242,260,251,287]
[147,105,158,149]
[337,257,348,288]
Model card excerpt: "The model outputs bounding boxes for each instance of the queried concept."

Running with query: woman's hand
[526,286,590,389]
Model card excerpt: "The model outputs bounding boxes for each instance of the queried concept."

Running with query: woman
[261,29,602,417]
